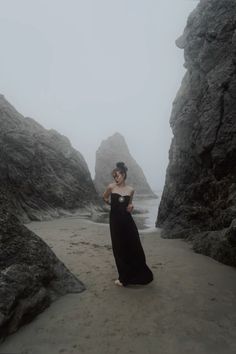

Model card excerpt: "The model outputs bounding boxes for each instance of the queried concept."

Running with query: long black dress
[109,192,153,286]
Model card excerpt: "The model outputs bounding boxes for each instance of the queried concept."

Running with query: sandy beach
[1,216,236,354]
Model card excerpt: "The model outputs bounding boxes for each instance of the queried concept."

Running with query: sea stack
[156,0,236,266]
[0,94,99,222]
[94,132,156,198]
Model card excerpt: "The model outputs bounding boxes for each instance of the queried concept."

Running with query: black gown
[109,193,153,286]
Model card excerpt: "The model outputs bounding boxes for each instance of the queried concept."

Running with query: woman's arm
[103,184,113,205]
[127,189,134,213]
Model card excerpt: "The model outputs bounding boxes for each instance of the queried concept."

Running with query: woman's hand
[103,198,110,205]
[126,203,134,213]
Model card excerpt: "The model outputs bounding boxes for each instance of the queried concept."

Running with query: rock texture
[0,95,99,340]
[156,0,236,266]
[94,132,156,198]
[0,94,99,222]
[0,208,85,341]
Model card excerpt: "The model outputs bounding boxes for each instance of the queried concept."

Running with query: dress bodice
[110,193,130,213]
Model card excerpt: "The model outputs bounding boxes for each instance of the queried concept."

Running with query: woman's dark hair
[112,161,128,180]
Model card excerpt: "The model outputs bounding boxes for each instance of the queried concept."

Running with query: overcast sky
[0,0,198,191]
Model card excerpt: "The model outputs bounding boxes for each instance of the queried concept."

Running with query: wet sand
[1,216,236,354]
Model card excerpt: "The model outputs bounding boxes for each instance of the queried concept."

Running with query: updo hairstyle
[112,162,128,180]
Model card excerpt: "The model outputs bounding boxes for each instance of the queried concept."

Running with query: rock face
[0,208,85,341]
[94,132,156,197]
[0,94,99,222]
[0,94,98,339]
[156,0,236,266]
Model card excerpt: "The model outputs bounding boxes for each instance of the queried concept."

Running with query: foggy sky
[0,0,198,190]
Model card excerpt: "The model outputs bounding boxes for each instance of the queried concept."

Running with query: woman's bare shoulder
[127,185,135,193]
[108,182,116,190]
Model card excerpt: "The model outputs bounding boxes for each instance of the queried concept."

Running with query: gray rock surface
[189,218,236,266]
[94,132,156,198]
[156,0,236,266]
[0,95,98,340]
[0,94,99,222]
[0,208,85,341]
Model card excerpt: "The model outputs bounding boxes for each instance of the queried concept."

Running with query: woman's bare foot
[114,279,123,287]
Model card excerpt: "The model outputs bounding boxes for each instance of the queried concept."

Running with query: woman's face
[114,171,125,185]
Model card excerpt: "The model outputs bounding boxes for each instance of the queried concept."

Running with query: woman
[103,161,153,287]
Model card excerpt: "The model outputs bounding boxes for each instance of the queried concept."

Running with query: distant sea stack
[94,132,156,198]
[0,94,99,222]
[156,0,236,266]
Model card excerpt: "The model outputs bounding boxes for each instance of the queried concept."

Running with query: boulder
[0,208,85,341]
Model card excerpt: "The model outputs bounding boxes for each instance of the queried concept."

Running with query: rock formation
[0,94,99,222]
[0,94,101,339]
[94,132,156,198]
[0,207,85,341]
[156,0,236,266]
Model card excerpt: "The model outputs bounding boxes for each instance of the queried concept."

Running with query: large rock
[0,208,85,341]
[94,132,156,197]
[189,218,236,266]
[156,0,236,266]
[0,94,99,222]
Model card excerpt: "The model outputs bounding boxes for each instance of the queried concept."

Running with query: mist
[0,0,198,191]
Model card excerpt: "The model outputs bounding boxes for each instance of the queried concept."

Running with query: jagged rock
[0,209,85,341]
[0,94,99,222]
[189,218,236,266]
[156,0,236,266]
[94,132,156,198]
